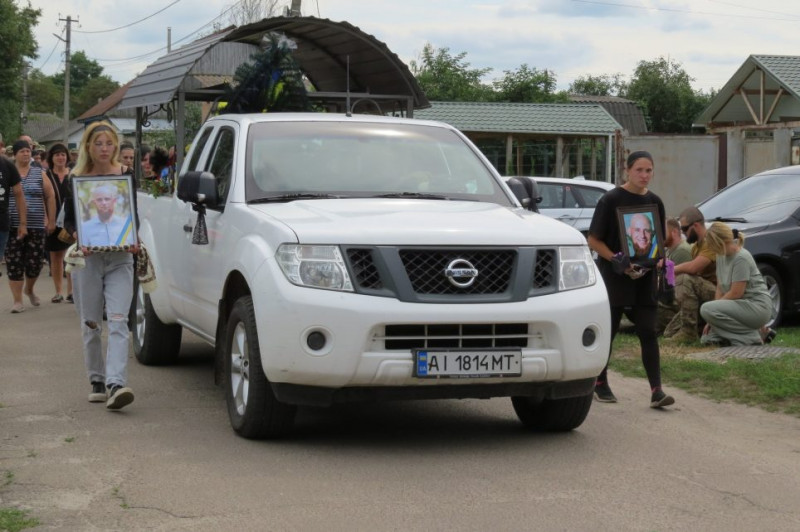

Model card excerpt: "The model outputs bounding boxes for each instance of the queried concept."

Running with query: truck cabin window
[245,121,513,206]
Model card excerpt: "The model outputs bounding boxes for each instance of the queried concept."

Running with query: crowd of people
[1,125,175,411]
[0,132,779,413]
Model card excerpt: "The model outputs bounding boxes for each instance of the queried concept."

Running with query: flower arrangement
[141,178,171,198]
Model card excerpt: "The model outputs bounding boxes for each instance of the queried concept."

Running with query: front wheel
[511,392,593,432]
[225,295,296,439]
[131,280,182,365]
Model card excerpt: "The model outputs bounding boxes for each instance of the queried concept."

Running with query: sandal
[52,294,64,303]
[66,294,74,304]
[11,303,24,313]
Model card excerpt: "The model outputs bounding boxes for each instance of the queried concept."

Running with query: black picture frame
[72,174,137,251]
[617,205,663,264]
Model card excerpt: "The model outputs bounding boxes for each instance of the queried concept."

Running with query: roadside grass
[0,508,39,532]
[609,326,800,416]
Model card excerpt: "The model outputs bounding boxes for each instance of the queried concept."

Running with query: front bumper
[251,260,611,391]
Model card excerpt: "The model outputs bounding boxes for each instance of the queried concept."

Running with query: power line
[570,0,800,21]
[88,0,245,65]
[74,0,183,34]
[35,28,64,71]
[705,0,798,18]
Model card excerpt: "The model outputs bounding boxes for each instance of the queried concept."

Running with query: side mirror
[177,171,219,208]
[506,177,541,213]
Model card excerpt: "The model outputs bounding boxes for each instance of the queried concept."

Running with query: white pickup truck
[132,112,611,439]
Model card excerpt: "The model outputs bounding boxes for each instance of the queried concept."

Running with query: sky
[26,0,800,95]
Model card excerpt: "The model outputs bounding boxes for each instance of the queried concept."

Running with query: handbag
[51,171,76,244]
[57,227,76,244]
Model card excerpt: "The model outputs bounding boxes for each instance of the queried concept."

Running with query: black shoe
[88,382,106,403]
[65,294,74,304]
[594,381,617,403]
[106,385,134,410]
[763,328,777,344]
[650,389,675,408]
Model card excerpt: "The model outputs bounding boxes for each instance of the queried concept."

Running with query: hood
[250,199,585,246]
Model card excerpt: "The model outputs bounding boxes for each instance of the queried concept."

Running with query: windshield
[245,120,512,205]
[699,172,800,223]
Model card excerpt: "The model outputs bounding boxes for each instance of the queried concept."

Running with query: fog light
[306,331,327,351]
[582,328,596,347]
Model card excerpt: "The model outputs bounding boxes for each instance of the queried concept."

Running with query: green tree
[27,68,61,114]
[569,73,626,96]
[0,0,41,138]
[71,76,120,118]
[622,57,711,133]
[492,64,568,103]
[51,51,104,94]
[409,43,493,102]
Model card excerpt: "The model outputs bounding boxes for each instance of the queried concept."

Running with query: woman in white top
[64,121,138,409]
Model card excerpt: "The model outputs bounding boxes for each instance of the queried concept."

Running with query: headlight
[558,246,596,291]
[276,244,354,291]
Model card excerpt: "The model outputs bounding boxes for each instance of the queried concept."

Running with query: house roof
[413,101,622,136]
[76,81,132,122]
[694,55,800,127]
[22,113,65,144]
[118,16,428,114]
[568,95,647,135]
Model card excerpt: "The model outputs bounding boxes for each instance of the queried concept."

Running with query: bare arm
[674,255,711,276]
[587,234,615,262]
[42,174,56,233]
[12,183,27,239]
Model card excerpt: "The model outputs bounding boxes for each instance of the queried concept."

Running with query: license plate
[414,349,522,378]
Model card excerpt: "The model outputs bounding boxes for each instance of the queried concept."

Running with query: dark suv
[697,165,800,326]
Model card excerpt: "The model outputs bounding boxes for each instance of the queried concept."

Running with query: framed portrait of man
[617,205,663,264]
[72,175,137,251]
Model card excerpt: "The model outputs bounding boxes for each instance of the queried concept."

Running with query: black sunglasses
[680,222,695,233]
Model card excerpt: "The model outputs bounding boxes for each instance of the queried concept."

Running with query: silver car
[509,176,616,234]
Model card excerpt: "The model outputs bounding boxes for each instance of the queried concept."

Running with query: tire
[131,280,182,365]
[511,392,593,432]
[757,263,783,328]
[225,295,296,439]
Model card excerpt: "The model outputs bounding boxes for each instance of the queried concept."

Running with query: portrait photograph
[72,175,137,250]
[617,205,663,263]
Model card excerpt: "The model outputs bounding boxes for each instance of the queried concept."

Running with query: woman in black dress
[587,151,675,408]
[44,143,73,303]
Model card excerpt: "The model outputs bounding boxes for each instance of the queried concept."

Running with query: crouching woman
[699,222,772,346]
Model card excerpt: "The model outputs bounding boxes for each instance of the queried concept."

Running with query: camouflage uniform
[663,239,717,341]
[656,240,692,335]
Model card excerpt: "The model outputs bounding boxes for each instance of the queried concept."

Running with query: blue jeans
[72,252,134,387]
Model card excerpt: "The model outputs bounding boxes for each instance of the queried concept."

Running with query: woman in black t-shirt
[587,151,675,409]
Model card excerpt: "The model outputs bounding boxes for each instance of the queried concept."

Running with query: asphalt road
[2,278,800,531]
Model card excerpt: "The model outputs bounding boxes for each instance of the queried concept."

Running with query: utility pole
[21,62,30,129]
[57,15,74,145]
[167,27,172,53]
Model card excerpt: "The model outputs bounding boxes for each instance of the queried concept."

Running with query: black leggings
[597,305,662,390]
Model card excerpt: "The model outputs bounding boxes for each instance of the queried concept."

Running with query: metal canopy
[117,16,429,115]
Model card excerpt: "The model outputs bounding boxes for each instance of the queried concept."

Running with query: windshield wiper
[249,193,342,204]
[710,216,748,223]
[374,192,450,200]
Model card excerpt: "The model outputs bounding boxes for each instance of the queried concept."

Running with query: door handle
[183,224,193,233]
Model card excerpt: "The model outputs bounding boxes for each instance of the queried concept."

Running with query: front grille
[384,323,529,350]
[347,248,382,289]
[533,249,556,289]
[399,249,515,295]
